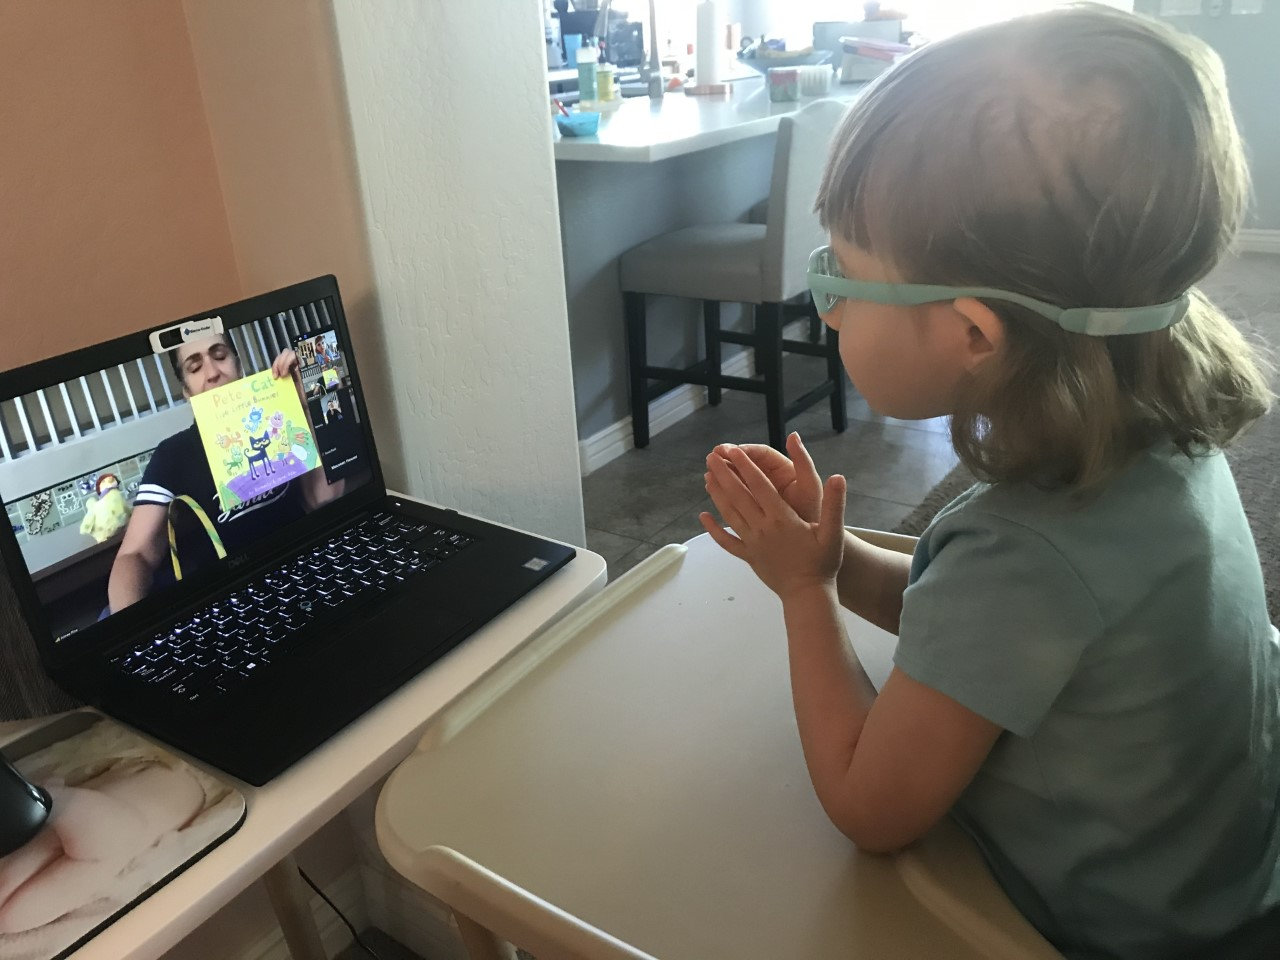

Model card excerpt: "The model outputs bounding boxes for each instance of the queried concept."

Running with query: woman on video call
[105,335,344,614]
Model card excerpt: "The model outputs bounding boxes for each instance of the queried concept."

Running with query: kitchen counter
[554,75,866,163]
[555,80,868,463]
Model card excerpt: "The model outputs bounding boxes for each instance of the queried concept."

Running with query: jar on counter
[767,67,800,103]
[596,62,617,102]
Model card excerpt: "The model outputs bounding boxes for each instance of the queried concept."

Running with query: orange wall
[0,5,375,954]
[181,0,375,310]
[0,0,242,370]
[180,0,383,476]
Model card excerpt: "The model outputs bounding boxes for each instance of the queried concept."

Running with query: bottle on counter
[596,62,617,102]
[545,15,564,68]
[661,39,681,75]
[577,42,599,105]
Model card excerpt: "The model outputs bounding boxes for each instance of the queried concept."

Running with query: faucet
[593,0,613,47]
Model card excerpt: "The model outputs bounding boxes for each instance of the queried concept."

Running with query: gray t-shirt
[896,448,1280,960]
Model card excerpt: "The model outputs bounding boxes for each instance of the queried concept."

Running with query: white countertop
[553,77,867,164]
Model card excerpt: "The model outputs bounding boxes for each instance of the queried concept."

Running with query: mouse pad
[0,712,246,960]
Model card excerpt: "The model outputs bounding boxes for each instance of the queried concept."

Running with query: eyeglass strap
[807,248,1191,337]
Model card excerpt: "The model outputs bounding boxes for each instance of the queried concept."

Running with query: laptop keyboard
[109,511,476,706]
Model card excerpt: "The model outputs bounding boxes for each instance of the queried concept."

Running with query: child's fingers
[709,444,735,466]
[737,443,795,485]
[786,432,813,471]
[818,474,848,556]
[705,473,749,534]
[788,435,819,488]
[787,433,823,498]
[699,512,747,559]
[715,444,797,500]
[711,445,747,483]
[726,446,786,513]
[706,454,765,527]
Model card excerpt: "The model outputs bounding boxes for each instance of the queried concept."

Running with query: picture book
[188,370,319,512]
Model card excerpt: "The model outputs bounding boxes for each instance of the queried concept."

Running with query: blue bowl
[737,50,833,76]
[556,112,600,137]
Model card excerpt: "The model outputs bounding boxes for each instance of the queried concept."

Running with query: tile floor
[583,253,1280,581]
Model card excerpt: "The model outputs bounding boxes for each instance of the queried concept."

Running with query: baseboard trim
[1238,229,1280,255]
[244,868,366,960]
[578,349,756,477]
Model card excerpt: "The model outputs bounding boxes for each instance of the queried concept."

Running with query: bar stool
[619,98,848,451]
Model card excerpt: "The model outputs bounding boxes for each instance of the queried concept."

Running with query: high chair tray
[376,533,1061,959]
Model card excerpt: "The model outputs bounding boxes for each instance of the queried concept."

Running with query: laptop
[0,275,575,785]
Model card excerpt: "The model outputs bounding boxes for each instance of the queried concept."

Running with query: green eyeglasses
[806,246,1191,337]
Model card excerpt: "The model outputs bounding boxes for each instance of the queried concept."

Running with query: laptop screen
[0,293,375,644]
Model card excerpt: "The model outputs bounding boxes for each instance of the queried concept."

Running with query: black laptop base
[79,496,574,786]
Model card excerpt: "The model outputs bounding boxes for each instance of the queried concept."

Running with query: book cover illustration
[188,371,319,512]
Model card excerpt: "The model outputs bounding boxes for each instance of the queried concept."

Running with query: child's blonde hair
[816,3,1271,487]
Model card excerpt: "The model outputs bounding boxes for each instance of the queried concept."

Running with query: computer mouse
[0,752,52,857]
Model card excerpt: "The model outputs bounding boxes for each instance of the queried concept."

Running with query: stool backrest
[762,98,849,303]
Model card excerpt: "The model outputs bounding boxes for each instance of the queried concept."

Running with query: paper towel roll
[695,0,723,86]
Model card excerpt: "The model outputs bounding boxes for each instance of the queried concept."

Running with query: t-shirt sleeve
[134,434,184,509]
[895,509,1104,738]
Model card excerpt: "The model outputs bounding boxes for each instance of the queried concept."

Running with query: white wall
[330,0,586,548]
[1150,2,1280,231]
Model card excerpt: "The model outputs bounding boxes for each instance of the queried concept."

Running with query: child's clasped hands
[700,432,847,601]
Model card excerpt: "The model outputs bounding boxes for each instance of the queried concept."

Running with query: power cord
[297,866,384,960]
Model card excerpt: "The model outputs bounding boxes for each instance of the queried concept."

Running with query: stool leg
[703,300,722,406]
[827,324,847,433]
[624,292,650,448]
[757,302,785,451]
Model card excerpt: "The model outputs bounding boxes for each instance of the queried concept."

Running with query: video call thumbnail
[296,330,363,487]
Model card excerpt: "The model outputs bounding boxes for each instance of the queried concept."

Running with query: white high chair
[375,531,1066,960]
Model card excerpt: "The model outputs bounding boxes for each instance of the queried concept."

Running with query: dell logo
[227,554,249,569]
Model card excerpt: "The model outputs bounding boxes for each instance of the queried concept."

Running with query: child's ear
[951,297,1005,371]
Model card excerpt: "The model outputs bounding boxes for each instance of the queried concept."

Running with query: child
[701,6,1279,959]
